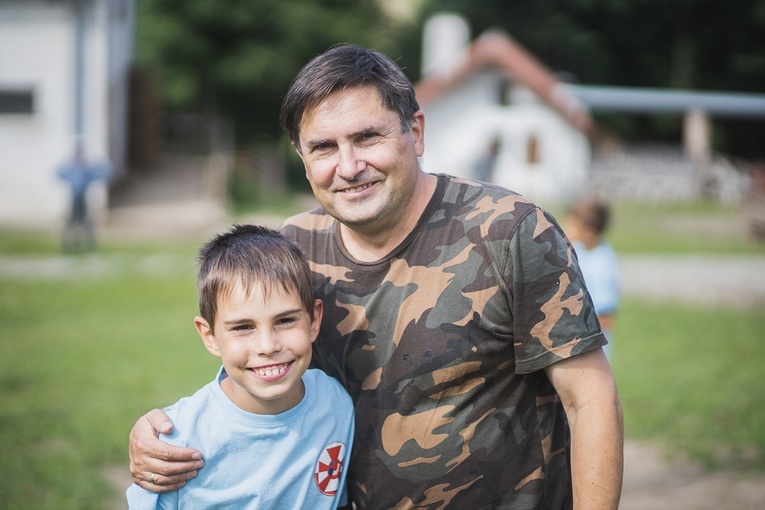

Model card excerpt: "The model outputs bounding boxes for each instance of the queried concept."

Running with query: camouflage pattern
[280,175,606,509]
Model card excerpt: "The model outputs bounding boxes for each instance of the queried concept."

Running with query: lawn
[612,297,765,470]
[0,253,218,509]
[0,199,764,508]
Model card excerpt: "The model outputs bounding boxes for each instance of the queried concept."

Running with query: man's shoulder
[280,206,332,233]
[435,174,542,234]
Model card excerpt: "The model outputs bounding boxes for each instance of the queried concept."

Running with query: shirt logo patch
[314,441,346,496]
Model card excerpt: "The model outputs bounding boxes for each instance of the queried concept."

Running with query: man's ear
[411,110,426,157]
[194,316,221,357]
[292,140,304,158]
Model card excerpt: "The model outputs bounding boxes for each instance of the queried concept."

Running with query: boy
[126,225,354,509]
[564,196,621,358]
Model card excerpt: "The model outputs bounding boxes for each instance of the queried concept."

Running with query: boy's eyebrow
[221,308,304,325]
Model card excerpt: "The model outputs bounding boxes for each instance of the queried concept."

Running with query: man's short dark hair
[279,44,420,148]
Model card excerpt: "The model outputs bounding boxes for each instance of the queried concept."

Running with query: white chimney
[683,108,711,166]
[421,13,470,78]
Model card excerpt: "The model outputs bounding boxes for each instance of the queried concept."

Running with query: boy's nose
[254,331,281,356]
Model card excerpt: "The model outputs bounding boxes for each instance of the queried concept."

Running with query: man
[130,44,623,509]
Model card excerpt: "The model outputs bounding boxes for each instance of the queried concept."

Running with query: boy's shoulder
[303,370,354,418]
[157,373,226,446]
[303,369,351,401]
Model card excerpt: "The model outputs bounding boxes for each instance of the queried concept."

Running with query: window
[526,134,540,165]
[0,89,34,114]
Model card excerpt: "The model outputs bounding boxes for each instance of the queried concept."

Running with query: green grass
[1,198,764,507]
[608,200,764,254]
[547,199,765,255]
[612,298,765,470]
[0,255,219,509]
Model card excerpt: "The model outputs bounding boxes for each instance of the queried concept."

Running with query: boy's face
[194,281,322,415]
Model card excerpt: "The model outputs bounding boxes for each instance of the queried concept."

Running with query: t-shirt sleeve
[126,483,179,509]
[508,208,607,374]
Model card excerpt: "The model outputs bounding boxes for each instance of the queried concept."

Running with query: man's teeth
[343,183,373,193]
[253,364,288,377]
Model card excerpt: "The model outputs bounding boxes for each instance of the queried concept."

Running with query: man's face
[295,86,425,235]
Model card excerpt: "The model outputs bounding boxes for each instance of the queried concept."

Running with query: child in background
[127,225,354,509]
[564,197,621,359]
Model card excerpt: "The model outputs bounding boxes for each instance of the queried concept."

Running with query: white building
[415,14,594,204]
[0,0,135,226]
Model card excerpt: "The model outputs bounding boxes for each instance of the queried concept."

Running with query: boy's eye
[232,324,253,331]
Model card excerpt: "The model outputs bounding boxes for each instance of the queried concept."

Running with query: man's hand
[129,408,204,492]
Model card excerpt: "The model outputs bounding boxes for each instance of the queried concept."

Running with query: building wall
[419,71,590,204]
[0,2,74,224]
[0,0,133,227]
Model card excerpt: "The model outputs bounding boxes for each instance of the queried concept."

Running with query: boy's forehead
[216,277,302,303]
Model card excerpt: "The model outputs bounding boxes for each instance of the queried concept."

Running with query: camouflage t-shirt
[280,174,606,510]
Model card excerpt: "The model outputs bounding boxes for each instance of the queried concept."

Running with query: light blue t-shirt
[573,239,620,316]
[574,239,620,359]
[127,367,355,510]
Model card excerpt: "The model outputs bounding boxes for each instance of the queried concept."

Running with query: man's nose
[336,145,365,180]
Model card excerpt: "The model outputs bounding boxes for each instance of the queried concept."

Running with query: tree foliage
[136,0,403,143]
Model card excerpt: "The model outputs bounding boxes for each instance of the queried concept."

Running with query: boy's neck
[219,373,306,415]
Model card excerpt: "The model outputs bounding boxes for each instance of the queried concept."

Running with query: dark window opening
[0,89,34,114]
[499,78,511,106]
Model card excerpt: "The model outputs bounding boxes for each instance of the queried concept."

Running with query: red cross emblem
[314,441,346,496]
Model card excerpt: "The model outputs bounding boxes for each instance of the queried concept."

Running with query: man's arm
[545,348,624,510]
[129,409,205,492]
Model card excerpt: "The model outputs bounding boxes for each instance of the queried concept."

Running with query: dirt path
[104,440,765,509]
[620,441,765,509]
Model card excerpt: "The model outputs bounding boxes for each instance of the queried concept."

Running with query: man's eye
[312,143,333,153]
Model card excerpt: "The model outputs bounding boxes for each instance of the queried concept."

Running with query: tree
[136,0,402,145]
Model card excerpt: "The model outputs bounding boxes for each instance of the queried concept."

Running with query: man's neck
[339,173,438,262]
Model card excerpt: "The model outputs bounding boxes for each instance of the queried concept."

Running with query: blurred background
[1,0,764,508]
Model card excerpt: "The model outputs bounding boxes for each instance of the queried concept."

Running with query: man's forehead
[298,88,398,146]
[301,85,386,123]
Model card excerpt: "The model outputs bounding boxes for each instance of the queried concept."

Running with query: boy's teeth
[255,364,287,377]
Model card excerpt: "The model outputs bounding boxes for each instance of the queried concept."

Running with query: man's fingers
[150,439,203,463]
[132,470,198,494]
[145,408,174,435]
[129,409,204,489]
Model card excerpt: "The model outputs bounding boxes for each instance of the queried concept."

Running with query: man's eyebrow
[304,137,333,151]
[304,126,382,150]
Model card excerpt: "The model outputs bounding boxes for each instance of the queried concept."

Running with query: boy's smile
[194,281,322,415]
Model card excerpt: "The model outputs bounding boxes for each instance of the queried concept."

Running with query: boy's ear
[310,299,323,344]
[194,316,221,357]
